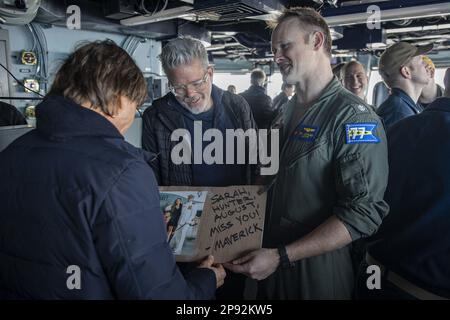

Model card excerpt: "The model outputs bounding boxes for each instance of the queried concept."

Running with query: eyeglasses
[169,70,210,98]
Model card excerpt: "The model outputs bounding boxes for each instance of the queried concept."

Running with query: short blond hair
[272,7,332,57]
[422,55,435,74]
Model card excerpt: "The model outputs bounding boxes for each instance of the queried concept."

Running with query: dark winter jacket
[0,101,27,126]
[240,85,274,130]
[142,85,257,186]
[0,95,216,299]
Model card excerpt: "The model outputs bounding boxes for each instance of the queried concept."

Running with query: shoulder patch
[345,123,380,144]
[291,124,319,142]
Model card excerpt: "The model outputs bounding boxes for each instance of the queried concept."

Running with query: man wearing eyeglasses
[142,37,258,299]
[142,36,257,187]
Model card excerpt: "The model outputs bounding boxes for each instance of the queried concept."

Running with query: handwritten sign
[159,186,266,263]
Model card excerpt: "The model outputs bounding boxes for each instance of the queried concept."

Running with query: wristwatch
[277,246,294,268]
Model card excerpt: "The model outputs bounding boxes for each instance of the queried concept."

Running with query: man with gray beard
[142,36,259,299]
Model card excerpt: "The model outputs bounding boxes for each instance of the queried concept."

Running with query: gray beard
[180,100,210,115]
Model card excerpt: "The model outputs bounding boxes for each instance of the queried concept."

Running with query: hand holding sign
[198,255,226,288]
[224,248,279,281]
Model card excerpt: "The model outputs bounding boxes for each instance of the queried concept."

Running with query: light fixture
[330,28,343,40]
[120,6,193,26]
[386,23,450,34]
[199,39,211,48]
[324,2,450,27]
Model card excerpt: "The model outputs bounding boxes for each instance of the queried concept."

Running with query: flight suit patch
[350,104,371,115]
[356,105,367,112]
[345,123,380,144]
[291,124,319,142]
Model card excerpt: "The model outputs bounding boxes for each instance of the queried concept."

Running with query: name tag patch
[291,125,319,142]
[345,123,380,144]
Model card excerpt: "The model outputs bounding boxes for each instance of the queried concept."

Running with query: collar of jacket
[390,87,422,113]
[278,76,342,156]
[36,95,123,142]
[245,85,267,95]
[157,84,228,130]
[283,76,342,121]
[313,76,343,103]
[424,97,450,114]
[36,95,157,163]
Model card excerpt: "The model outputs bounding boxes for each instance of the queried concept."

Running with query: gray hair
[159,37,209,75]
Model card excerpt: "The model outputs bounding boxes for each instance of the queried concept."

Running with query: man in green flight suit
[225,7,389,299]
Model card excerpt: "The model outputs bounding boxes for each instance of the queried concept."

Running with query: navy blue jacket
[369,97,450,298]
[377,88,423,129]
[0,101,27,126]
[0,95,216,299]
[240,85,273,130]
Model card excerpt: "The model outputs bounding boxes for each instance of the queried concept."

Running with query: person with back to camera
[0,40,225,299]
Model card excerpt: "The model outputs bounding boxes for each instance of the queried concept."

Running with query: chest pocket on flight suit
[285,135,328,169]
